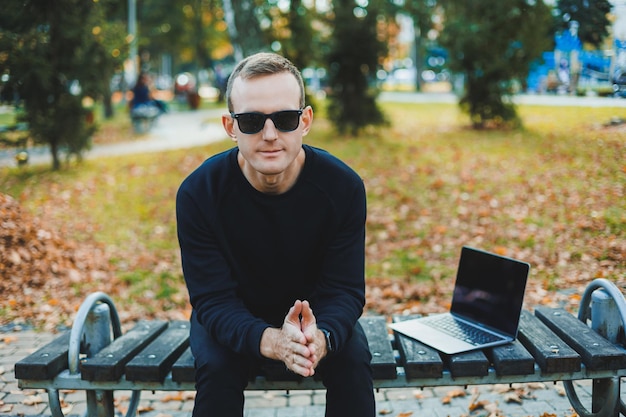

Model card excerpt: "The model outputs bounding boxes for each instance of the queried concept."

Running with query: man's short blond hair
[226,52,305,112]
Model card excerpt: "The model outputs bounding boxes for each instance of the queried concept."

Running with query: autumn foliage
[0,193,120,329]
[0,102,624,331]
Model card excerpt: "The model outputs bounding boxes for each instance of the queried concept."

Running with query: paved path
[2,92,625,168]
[0,108,230,168]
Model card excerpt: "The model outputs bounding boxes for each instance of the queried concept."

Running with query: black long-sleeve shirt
[176,145,366,365]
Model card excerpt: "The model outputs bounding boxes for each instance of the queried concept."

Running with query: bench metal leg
[564,279,626,417]
[46,388,65,417]
[62,292,142,417]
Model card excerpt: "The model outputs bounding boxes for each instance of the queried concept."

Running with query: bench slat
[517,310,581,374]
[125,321,190,382]
[534,306,626,371]
[447,350,490,377]
[14,332,70,380]
[80,320,168,381]
[392,316,443,379]
[171,347,195,383]
[359,316,397,380]
[489,340,535,376]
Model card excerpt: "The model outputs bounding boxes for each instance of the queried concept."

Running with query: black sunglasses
[231,110,303,134]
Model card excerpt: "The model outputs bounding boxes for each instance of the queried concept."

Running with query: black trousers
[191,322,375,417]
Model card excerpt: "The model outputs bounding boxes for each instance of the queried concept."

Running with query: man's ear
[300,106,314,137]
[222,113,237,141]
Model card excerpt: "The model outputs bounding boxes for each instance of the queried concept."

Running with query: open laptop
[389,246,530,355]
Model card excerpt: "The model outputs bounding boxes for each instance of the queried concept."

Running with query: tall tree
[439,0,553,129]
[326,0,388,135]
[255,1,327,107]
[0,0,124,170]
[396,0,439,91]
[137,0,231,74]
[226,0,267,57]
[553,0,612,48]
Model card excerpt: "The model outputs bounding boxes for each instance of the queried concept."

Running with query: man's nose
[262,118,278,140]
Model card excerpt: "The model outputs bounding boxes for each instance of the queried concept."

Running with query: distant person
[214,64,229,102]
[130,72,167,113]
[176,52,375,417]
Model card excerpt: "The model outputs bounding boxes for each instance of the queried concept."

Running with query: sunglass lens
[237,113,265,134]
[273,111,300,131]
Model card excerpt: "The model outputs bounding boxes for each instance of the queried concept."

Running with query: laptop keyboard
[421,315,504,346]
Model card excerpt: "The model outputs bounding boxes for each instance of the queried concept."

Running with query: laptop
[388,246,530,355]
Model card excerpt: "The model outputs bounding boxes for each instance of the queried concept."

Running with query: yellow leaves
[493,246,508,256]
[1,335,18,345]
[441,388,467,404]
[22,394,44,406]
[378,411,413,417]
[160,392,195,402]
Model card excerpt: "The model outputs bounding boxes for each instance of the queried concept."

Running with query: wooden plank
[489,340,535,376]
[14,332,70,380]
[80,320,168,381]
[171,347,195,383]
[359,316,398,380]
[446,350,490,377]
[517,310,581,374]
[125,321,190,382]
[534,307,626,371]
[392,316,443,379]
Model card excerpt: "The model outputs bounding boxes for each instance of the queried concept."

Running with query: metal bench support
[47,292,141,417]
[565,279,626,417]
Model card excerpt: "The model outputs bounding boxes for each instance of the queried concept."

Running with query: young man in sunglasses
[176,52,375,417]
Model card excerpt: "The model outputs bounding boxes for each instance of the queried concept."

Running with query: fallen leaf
[22,395,44,405]
[504,392,523,404]
[395,412,413,417]
[441,388,466,404]
[137,405,154,413]
[469,399,491,411]
[1,336,18,345]
[161,393,184,402]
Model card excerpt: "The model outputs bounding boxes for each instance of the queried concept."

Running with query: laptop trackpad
[390,320,478,355]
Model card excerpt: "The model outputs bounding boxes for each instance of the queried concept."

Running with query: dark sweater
[176,145,366,363]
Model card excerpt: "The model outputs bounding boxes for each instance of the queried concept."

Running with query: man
[176,52,375,417]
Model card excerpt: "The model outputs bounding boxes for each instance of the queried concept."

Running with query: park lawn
[1,101,624,326]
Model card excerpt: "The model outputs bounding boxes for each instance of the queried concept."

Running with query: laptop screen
[450,247,530,337]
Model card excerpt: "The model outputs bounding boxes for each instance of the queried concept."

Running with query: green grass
[1,100,624,320]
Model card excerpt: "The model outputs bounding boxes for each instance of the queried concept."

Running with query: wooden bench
[0,122,30,165]
[130,104,161,134]
[15,279,626,417]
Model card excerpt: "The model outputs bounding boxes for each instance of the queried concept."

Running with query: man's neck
[238,148,306,195]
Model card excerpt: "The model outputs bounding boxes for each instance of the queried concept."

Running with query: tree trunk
[222,0,243,62]
[50,140,61,171]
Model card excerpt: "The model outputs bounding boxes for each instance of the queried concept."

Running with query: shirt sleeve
[176,179,270,358]
[312,176,367,353]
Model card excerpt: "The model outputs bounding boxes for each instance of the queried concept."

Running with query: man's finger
[285,300,303,326]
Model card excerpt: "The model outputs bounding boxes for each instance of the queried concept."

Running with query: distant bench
[15,279,626,417]
[130,104,161,134]
[0,123,30,165]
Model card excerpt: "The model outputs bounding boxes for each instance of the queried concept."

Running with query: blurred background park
[0,0,624,329]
